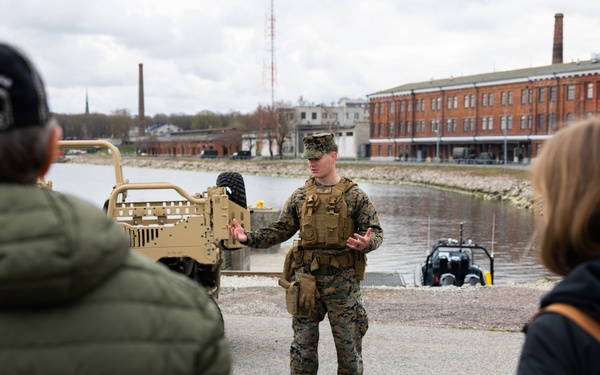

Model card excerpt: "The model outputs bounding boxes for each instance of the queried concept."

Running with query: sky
[2,0,600,117]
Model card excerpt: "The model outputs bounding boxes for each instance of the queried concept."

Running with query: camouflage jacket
[245,177,383,255]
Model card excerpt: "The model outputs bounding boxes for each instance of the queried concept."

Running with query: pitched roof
[368,58,600,97]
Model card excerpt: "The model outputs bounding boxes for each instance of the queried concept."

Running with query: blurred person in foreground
[227,133,383,375]
[517,118,600,374]
[0,41,230,375]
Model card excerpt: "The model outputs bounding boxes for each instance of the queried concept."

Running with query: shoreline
[64,155,534,208]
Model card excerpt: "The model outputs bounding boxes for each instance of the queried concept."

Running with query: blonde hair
[532,117,600,275]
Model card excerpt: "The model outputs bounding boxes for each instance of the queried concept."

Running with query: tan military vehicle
[41,140,250,299]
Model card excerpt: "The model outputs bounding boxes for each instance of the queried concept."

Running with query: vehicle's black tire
[216,172,247,209]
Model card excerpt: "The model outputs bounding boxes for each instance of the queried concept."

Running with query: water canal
[47,163,555,285]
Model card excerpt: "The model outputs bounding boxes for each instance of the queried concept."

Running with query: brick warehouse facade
[367,58,600,163]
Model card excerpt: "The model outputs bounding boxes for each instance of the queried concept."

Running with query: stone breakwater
[65,156,534,209]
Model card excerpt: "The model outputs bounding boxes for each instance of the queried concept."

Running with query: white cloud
[2,0,599,116]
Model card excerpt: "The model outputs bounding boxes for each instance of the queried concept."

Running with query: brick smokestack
[138,63,146,137]
[552,13,564,65]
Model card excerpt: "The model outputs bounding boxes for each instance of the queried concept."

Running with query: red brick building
[368,59,600,163]
[367,14,600,163]
[140,127,241,157]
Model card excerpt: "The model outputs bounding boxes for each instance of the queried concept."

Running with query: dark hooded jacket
[517,258,600,374]
[0,185,230,375]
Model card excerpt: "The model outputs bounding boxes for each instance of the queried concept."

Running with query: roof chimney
[138,63,146,137]
[552,13,564,65]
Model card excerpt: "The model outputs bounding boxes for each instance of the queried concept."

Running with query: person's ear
[39,125,62,178]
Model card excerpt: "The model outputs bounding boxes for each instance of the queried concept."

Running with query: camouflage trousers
[290,268,368,375]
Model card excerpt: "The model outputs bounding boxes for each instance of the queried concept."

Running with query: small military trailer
[42,140,250,299]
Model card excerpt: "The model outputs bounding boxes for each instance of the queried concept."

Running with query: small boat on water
[414,222,494,287]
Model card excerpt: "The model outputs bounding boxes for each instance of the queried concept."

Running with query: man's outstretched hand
[347,227,372,252]
[226,218,248,243]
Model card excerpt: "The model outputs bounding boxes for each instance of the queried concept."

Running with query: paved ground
[225,314,524,375]
[225,251,532,374]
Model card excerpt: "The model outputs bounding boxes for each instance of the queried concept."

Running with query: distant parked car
[476,152,496,164]
[200,150,218,159]
[230,151,252,160]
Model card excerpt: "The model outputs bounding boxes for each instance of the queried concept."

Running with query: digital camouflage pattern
[290,268,367,375]
[244,177,383,254]
[244,177,382,375]
[302,133,336,159]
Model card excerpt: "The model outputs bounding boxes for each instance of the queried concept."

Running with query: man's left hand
[347,228,372,252]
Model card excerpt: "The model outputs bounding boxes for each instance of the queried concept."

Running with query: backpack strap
[537,303,600,342]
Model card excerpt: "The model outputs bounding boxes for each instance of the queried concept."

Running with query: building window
[436,97,441,110]
[470,118,475,131]
[380,104,384,114]
[399,122,404,134]
[529,89,533,104]
[431,98,436,111]
[549,113,556,129]
[567,85,575,100]
[453,96,458,109]
[421,99,425,111]
[389,122,395,135]
[408,100,411,112]
[301,112,306,120]
[452,118,457,132]
[489,93,494,106]
[388,145,393,157]
[407,122,411,133]
[371,123,376,136]
[446,119,451,132]
[345,113,349,120]
[312,112,317,120]
[430,120,436,132]
[333,113,338,120]
[537,114,545,130]
[390,102,395,113]
[323,113,328,120]
[566,112,574,125]
[550,87,557,102]
[470,94,475,108]
[482,93,487,107]
[488,116,494,130]
[463,118,468,131]
[587,83,594,99]
[521,89,527,104]
[464,95,469,108]
[354,113,359,120]
[539,87,545,103]
[447,96,452,109]
[508,91,513,105]
[501,92,506,105]
[508,116,513,130]
[482,117,487,130]
[528,115,532,129]
[520,115,526,130]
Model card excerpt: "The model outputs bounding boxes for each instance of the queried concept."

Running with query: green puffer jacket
[0,185,230,375]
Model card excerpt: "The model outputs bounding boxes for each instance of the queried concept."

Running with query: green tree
[191,110,222,130]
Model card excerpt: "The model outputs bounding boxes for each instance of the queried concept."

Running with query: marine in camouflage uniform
[227,133,383,375]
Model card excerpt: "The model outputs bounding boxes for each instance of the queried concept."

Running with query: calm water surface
[47,163,556,285]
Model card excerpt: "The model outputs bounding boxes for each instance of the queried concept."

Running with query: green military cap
[303,133,336,159]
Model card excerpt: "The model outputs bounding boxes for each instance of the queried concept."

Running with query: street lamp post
[436,119,441,163]
[503,110,507,172]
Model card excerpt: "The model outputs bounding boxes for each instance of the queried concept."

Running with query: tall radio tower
[263,0,276,107]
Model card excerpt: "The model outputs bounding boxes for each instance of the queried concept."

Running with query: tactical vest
[300,177,357,249]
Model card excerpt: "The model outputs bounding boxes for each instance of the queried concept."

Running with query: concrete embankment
[64,156,534,209]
